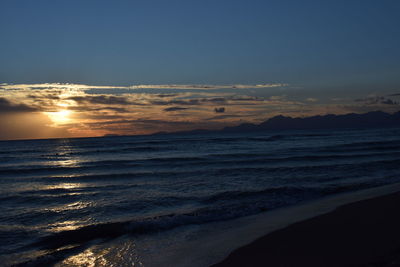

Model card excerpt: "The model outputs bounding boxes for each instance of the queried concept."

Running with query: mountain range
[157,111,400,135]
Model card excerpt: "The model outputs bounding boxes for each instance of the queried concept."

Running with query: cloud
[83,117,235,136]
[0,83,123,91]
[86,118,198,133]
[127,83,287,90]
[156,94,179,98]
[0,97,38,113]
[0,112,71,140]
[381,99,398,105]
[206,114,246,120]
[68,95,133,105]
[27,93,60,100]
[214,107,225,113]
[150,97,239,106]
[0,83,287,91]
[3,81,399,140]
[151,99,201,106]
[163,107,189,112]
[70,106,129,113]
[269,95,286,101]
[355,96,398,105]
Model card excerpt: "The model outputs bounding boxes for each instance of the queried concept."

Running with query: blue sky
[1,1,400,140]
[1,0,399,89]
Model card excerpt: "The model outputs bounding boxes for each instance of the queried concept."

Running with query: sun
[46,109,72,124]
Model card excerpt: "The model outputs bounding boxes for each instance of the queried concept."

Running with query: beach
[213,190,400,267]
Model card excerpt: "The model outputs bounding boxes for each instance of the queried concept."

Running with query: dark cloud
[0,97,38,113]
[355,96,398,105]
[84,114,127,120]
[148,96,267,107]
[207,98,227,103]
[156,94,179,98]
[27,94,60,100]
[70,106,128,113]
[151,99,201,106]
[214,107,225,113]
[92,118,194,125]
[87,119,197,131]
[206,114,245,120]
[134,119,195,125]
[163,107,189,112]
[68,95,132,105]
[381,99,398,105]
[232,96,261,101]
[151,97,228,106]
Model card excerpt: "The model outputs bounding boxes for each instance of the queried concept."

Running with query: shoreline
[3,183,400,266]
[144,182,400,267]
[212,186,400,267]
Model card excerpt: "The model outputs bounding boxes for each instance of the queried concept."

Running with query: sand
[212,191,400,267]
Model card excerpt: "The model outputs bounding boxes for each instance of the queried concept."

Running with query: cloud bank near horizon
[0,83,287,91]
[0,82,399,140]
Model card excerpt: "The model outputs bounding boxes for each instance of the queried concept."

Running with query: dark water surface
[1,128,400,266]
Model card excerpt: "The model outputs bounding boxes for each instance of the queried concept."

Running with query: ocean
[1,127,400,266]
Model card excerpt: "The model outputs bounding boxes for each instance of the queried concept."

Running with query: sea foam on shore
[213,182,400,266]
[153,182,400,267]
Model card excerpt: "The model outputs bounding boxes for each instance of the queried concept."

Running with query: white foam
[146,182,400,267]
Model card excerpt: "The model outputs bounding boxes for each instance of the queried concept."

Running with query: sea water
[1,127,400,266]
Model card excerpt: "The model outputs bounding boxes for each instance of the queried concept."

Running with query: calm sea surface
[1,128,400,266]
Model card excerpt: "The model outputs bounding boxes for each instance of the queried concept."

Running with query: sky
[0,0,400,140]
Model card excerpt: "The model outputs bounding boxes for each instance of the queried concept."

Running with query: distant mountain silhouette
[221,111,400,133]
[157,111,400,136]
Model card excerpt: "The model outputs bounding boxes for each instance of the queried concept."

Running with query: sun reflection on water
[49,220,89,232]
[43,139,97,233]
[56,241,144,267]
[58,247,110,267]
[44,183,82,190]
[61,248,97,267]
[47,139,85,168]
[52,158,82,167]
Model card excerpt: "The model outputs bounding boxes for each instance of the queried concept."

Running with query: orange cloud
[1,83,399,140]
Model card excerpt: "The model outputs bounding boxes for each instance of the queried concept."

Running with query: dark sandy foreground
[212,191,400,267]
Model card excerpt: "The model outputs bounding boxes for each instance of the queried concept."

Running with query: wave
[0,156,17,163]
[1,151,374,172]
[4,135,397,160]
[2,129,400,266]
[25,181,374,252]
[204,151,400,166]
[320,145,400,153]
[178,133,331,143]
[0,184,141,207]
[23,204,281,250]
[318,139,400,151]
[20,133,335,157]
[63,145,173,156]
[202,186,306,203]
[335,139,400,147]
[8,157,398,184]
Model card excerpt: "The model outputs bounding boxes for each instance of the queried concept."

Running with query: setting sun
[45,109,72,124]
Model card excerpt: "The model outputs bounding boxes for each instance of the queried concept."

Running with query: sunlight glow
[45,109,72,124]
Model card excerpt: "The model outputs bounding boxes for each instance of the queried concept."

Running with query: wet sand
[213,191,400,267]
